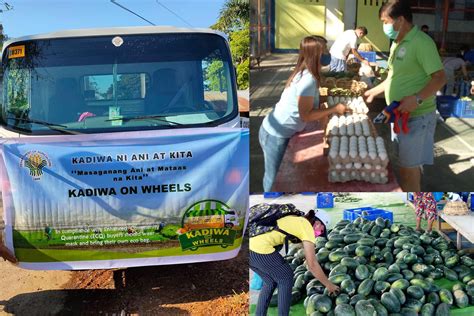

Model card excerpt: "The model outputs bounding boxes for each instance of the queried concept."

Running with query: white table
[437,212,474,250]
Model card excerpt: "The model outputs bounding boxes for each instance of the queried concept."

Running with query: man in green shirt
[364,0,446,191]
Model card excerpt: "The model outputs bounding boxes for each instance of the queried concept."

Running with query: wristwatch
[415,94,423,106]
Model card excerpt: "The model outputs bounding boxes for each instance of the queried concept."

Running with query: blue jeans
[259,126,289,192]
[329,56,347,72]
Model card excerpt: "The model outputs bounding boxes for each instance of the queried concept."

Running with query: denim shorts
[329,56,347,72]
[392,111,436,168]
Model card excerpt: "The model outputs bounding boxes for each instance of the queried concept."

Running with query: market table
[272,120,402,192]
[438,211,474,250]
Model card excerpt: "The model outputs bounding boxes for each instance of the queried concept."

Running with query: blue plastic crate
[357,51,377,63]
[263,192,283,198]
[433,192,444,202]
[343,206,376,221]
[453,99,474,118]
[436,95,458,118]
[343,207,393,223]
[317,192,334,208]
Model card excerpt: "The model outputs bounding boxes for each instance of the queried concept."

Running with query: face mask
[321,53,331,66]
[383,23,399,40]
[314,228,323,237]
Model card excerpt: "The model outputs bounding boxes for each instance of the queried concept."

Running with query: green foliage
[211,0,249,33]
[230,24,249,64]
[161,224,181,239]
[204,60,227,92]
[7,68,30,112]
[236,58,249,89]
[211,0,249,90]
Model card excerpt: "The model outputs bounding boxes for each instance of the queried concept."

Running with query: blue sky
[1,0,225,38]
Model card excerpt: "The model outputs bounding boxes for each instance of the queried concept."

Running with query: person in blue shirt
[259,35,349,192]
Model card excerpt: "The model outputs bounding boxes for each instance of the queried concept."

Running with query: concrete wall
[356,1,390,52]
[274,0,326,50]
[325,0,345,47]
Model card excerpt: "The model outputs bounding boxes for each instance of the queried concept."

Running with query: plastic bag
[250,273,263,290]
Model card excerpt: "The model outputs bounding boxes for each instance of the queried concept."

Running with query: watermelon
[341,279,357,296]
[404,298,423,313]
[400,307,418,316]
[391,279,410,291]
[386,273,403,283]
[461,255,474,267]
[340,257,358,269]
[412,263,431,276]
[403,254,418,265]
[350,294,365,306]
[406,285,424,299]
[439,289,453,305]
[329,250,348,262]
[374,281,391,294]
[445,254,460,268]
[291,290,302,305]
[390,287,406,305]
[370,225,382,237]
[368,299,388,316]
[329,264,348,277]
[453,289,469,308]
[334,303,355,316]
[355,300,376,316]
[410,278,431,292]
[380,292,401,313]
[443,267,458,281]
[388,263,401,273]
[390,224,400,233]
[411,245,425,256]
[316,250,330,262]
[357,279,374,297]
[426,292,440,305]
[344,233,363,244]
[435,303,450,316]
[335,293,350,305]
[373,267,388,281]
[355,265,370,281]
[420,303,435,316]
[355,246,372,257]
[329,274,351,285]
[314,294,333,313]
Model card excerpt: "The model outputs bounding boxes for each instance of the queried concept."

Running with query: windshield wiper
[7,117,81,135]
[106,115,184,126]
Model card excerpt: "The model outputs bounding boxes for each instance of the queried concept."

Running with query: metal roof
[2,26,227,55]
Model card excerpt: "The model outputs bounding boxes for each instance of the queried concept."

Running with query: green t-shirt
[385,26,443,117]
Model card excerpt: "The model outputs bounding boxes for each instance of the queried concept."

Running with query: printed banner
[0,128,249,270]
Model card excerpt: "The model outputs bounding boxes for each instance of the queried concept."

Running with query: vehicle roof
[2,26,227,55]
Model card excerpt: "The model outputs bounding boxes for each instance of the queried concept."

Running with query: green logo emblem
[20,151,52,180]
[178,199,240,251]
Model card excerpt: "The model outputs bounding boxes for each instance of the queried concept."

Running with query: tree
[211,0,249,90]
[212,0,249,33]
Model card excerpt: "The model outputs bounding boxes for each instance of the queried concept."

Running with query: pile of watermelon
[273,214,474,315]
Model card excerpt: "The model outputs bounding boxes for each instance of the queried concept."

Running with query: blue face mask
[383,23,399,40]
[321,53,331,66]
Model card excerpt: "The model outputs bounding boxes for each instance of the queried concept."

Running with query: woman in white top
[442,55,469,96]
[259,36,349,192]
